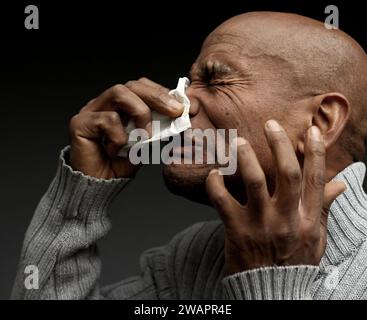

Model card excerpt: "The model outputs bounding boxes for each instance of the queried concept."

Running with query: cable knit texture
[11,147,367,300]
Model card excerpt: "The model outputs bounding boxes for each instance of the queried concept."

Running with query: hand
[206,120,346,275]
[69,78,183,179]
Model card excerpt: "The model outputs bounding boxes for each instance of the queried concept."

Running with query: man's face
[163,16,310,203]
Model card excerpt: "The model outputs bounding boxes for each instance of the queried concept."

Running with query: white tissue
[118,77,191,157]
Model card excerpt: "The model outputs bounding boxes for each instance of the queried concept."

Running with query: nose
[186,87,200,117]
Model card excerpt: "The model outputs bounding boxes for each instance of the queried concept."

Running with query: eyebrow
[190,59,238,79]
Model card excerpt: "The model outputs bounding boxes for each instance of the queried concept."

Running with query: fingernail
[235,137,248,147]
[168,99,184,112]
[209,169,219,176]
[310,126,322,141]
[337,181,347,192]
[266,120,282,131]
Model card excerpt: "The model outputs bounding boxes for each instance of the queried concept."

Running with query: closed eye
[189,60,249,88]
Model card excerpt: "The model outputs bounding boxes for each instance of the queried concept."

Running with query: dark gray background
[0,1,366,299]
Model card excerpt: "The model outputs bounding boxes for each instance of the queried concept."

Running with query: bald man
[12,12,367,300]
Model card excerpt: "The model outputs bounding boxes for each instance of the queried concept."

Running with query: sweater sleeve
[10,146,321,300]
[11,146,141,300]
[221,265,319,300]
[11,146,224,300]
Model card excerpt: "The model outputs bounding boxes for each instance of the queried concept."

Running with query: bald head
[164,12,366,201]
[206,12,367,160]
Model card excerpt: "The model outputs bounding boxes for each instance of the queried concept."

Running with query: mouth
[163,128,237,175]
[169,130,213,164]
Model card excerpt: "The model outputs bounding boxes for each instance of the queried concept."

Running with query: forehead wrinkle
[204,30,295,67]
[203,33,301,90]
[201,23,349,101]
[203,32,245,49]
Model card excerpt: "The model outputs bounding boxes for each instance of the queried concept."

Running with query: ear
[298,93,350,154]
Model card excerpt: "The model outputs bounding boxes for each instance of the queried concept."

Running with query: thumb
[324,181,347,208]
[321,181,347,228]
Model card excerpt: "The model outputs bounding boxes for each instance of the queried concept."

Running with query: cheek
[234,102,279,176]
[194,89,243,130]
[240,108,306,183]
[243,124,274,174]
[190,89,301,174]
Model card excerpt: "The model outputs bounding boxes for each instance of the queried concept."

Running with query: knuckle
[110,84,128,98]
[111,135,126,147]
[282,167,302,185]
[80,105,90,112]
[138,77,150,82]
[309,169,325,188]
[308,141,325,157]
[311,147,326,158]
[153,90,169,104]
[303,229,320,245]
[106,111,121,125]
[211,191,228,209]
[69,114,81,132]
[247,177,266,191]
[94,113,106,127]
[92,114,112,132]
[273,225,297,243]
[69,114,85,139]
[125,80,137,89]
[133,107,150,119]
[272,133,289,145]
[310,229,320,241]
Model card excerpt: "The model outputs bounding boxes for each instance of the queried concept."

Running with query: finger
[206,169,241,225]
[324,181,346,209]
[302,126,326,217]
[85,98,96,107]
[70,111,128,158]
[79,99,95,113]
[125,80,184,117]
[264,120,302,212]
[320,181,346,233]
[137,77,170,92]
[236,137,269,211]
[82,84,152,131]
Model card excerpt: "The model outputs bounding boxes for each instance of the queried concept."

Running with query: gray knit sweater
[11,147,367,300]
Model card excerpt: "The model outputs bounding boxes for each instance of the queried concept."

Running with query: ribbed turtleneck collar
[320,162,367,269]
